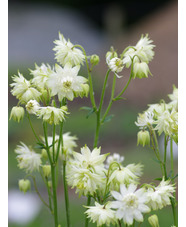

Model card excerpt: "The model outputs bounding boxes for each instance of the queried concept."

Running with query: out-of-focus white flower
[53,32,85,66]
[105,153,124,169]
[10,72,41,103]
[123,34,155,68]
[147,102,167,118]
[147,178,175,210]
[42,165,51,177]
[18,179,31,194]
[133,62,152,79]
[154,109,178,136]
[10,106,25,123]
[26,100,40,115]
[135,111,154,129]
[107,57,124,76]
[47,63,88,101]
[111,184,150,225]
[38,106,68,125]
[30,63,54,90]
[168,85,178,111]
[85,202,116,227]
[126,163,143,177]
[15,142,41,173]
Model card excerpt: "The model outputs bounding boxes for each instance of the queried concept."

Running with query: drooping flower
[47,63,88,101]
[30,63,54,90]
[10,72,41,103]
[146,178,175,210]
[19,179,31,193]
[26,100,40,115]
[105,153,124,169]
[137,130,150,147]
[53,32,85,66]
[85,202,116,226]
[10,106,25,122]
[38,106,68,125]
[111,184,150,225]
[135,111,154,129]
[133,62,152,79]
[15,142,41,173]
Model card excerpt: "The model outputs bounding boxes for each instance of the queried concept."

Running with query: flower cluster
[135,86,178,145]
[106,34,155,78]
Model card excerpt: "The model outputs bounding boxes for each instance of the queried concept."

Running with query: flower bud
[133,62,152,79]
[26,100,40,114]
[10,106,25,122]
[61,105,68,112]
[42,165,51,177]
[90,54,100,65]
[148,214,159,227]
[137,130,150,147]
[41,149,48,159]
[48,181,52,188]
[19,179,31,193]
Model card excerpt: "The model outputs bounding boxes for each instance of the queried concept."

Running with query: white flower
[105,153,124,169]
[53,32,85,66]
[26,100,40,114]
[30,63,54,90]
[147,102,167,117]
[133,62,152,79]
[10,106,25,122]
[15,142,41,172]
[123,34,155,68]
[107,57,124,77]
[111,184,150,225]
[168,85,178,111]
[85,202,116,226]
[147,178,175,210]
[38,106,68,125]
[135,111,154,129]
[154,109,178,136]
[47,63,88,101]
[10,72,41,103]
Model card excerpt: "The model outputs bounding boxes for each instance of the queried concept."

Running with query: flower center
[124,193,138,208]
[63,81,72,89]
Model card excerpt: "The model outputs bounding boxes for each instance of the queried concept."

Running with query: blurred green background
[8,0,178,226]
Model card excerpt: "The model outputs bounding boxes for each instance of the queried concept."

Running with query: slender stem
[85,195,91,227]
[27,113,41,143]
[43,122,52,164]
[56,122,63,162]
[52,124,56,161]
[118,220,122,227]
[170,138,175,179]
[170,197,177,226]
[63,160,71,227]
[163,135,168,179]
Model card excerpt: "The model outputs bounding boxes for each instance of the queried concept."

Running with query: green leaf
[102,114,114,123]
[171,173,178,180]
[113,97,126,101]
[154,177,162,181]
[151,158,161,164]
[35,142,46,150]
[79,106,96,118]
[79,106,93,111]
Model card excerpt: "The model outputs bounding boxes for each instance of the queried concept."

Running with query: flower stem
[85,195,91,227]
[163,135,168,179]
[27,113,41,143]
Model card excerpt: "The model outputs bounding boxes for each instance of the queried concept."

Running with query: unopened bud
[90,54,100,65]
[137,130,150,147]
[19,179,31,193]
[10,106,25,123]
[42,165,51,177]
[148,214,159,227]
[133,62,152,79]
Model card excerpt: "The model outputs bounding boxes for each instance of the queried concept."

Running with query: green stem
[163,135,168,179]
[85,195,91,227]
[52,124,56,161]
[56,122,63,162]
[63,160,71,227]
[170,138,175,179]
[170,197,177,226]
[27,113,41,143]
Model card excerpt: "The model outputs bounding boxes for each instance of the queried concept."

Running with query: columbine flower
[10,106,25,122]
[15,142,41,172]
[53,32,85,66]
[10,72,41,103]
[26,100,40,115]
[168,85,178,111]
[38,106,68,125]
[19,179,31,193]
[135,111,154,129]
[123,34,155,68]
[85,202,116,227]
[154,109,178,136]
[107,57,124,77]
[137,130,150,147]
[30,63,54,90]
[105,153,124,169]
[133,62,152,79]
[47,63,88,101]
[147,178,175,210]
[111,184,150,225]
[148,214,160,227]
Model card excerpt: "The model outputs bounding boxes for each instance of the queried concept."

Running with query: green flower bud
[90,54,100,65]
[41,149,48,160]
[172,133,178,144]
[137,130,150,147]
[148,214,159,227]
[19,179,31,193]
[42,165,51,177]
[61,105,68,112]
[133,62,152,79]
[48,181,52,188]
[10,106,25,122]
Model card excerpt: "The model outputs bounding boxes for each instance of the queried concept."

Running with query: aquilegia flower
[111,184,150,225]
[47,63,88,101]
[85,202,116,226]
[26,100,40,115]
[53,32,85,66]
[15,142,41,173]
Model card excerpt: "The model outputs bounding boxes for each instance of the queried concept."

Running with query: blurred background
[8,0,178,226]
